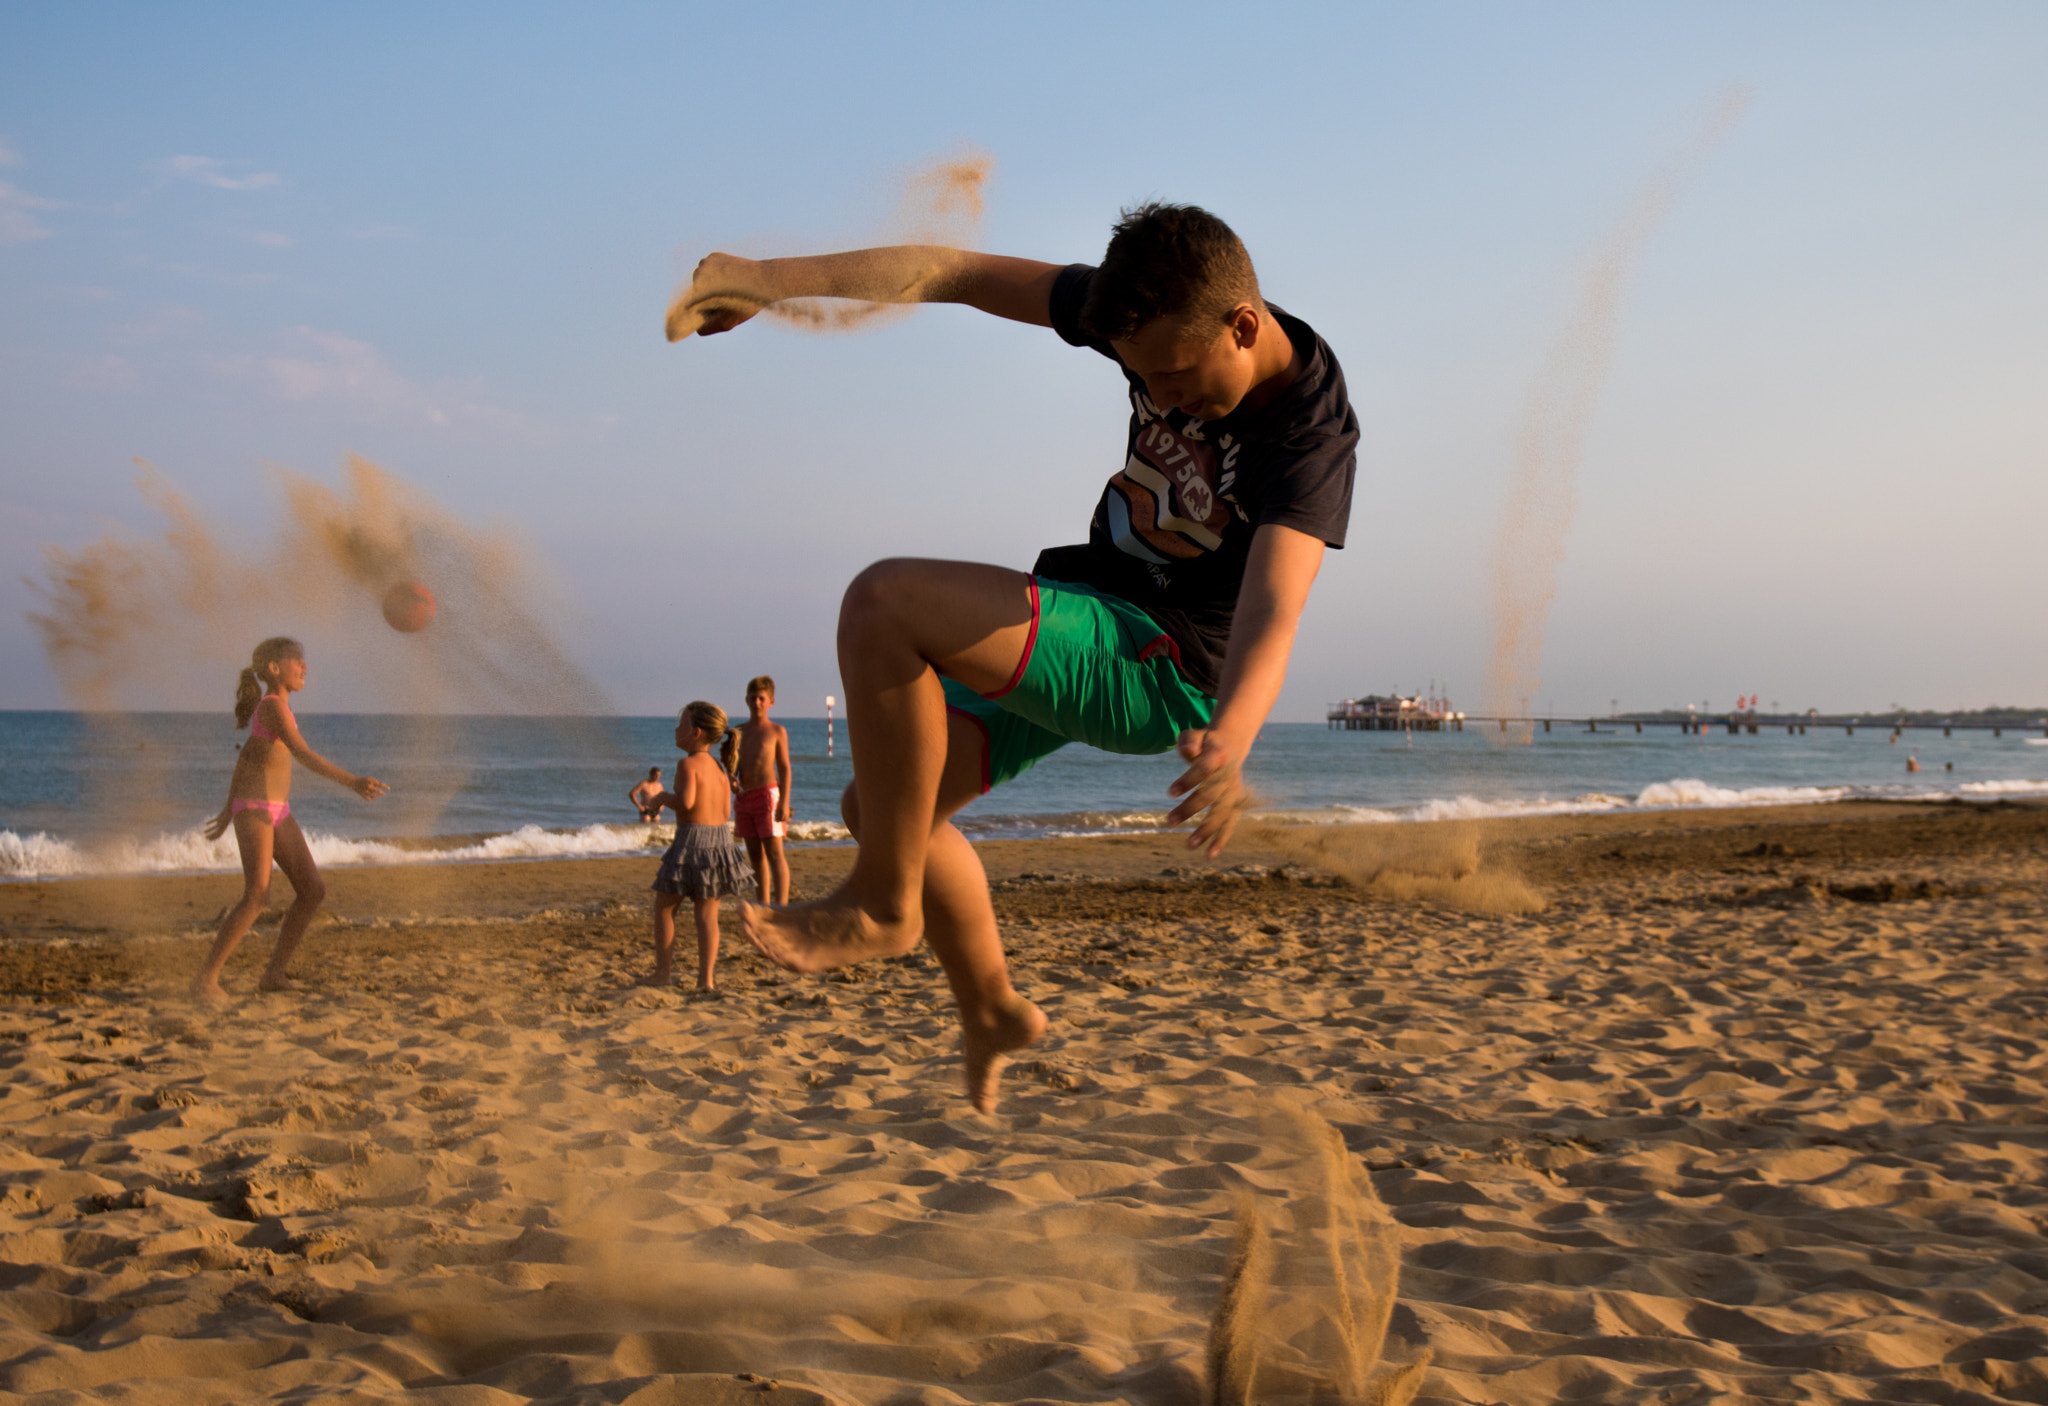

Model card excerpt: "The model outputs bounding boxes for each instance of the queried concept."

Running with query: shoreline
[5,796,2042,956]
[7,784,2048,885]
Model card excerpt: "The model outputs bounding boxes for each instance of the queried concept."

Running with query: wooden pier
[1326,710,2048,738]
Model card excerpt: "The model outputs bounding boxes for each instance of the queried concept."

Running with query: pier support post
[1944,726,1952,737]
[1543,719,1551,733]
[1635,722,1642,734]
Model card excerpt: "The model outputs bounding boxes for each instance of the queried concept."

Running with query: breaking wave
[0,821,671,881]
[5,775,2046,880]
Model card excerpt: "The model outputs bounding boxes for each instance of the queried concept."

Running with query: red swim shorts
[734,785,784,840]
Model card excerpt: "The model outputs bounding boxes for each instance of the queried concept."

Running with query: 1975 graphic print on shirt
[1105,396,1245,565]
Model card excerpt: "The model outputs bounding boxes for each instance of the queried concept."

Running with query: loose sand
[2,803,2044,1404]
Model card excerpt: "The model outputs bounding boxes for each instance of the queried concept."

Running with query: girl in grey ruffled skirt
[652,824,754,901]
[639,701,756,991]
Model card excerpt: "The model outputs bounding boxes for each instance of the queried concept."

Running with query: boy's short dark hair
[746,674,775,699]
[647,767,660,778]
[1079,202,1262,342]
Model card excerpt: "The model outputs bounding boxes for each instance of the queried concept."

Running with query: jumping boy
[734,674,793,905]
[670,203,1358,1112]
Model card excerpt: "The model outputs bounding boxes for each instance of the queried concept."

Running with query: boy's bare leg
[763,835,789,905]
[639,893,680,985]
[695,897,720,991]
[260,817,326,992]
[192,812,275,1001]
[742,559,1032,969]
[923,819,1046,1112]
[744,837,770,902]
[824,713,1046,1111]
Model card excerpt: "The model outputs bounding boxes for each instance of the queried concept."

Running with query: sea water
[3,711,2045,879]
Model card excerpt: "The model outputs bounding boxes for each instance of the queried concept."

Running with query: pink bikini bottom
[231,799,292,825]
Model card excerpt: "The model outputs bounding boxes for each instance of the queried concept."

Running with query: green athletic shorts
[942,575,1218,792]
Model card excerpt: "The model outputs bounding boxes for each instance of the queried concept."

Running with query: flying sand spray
[666,152,992,341]
[1486,88,1751,741]
[29,455,619,851]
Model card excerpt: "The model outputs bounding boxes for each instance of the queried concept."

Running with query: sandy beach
[2,801,2044,1404]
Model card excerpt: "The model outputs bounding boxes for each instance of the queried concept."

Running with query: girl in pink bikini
[191,637,388,1001]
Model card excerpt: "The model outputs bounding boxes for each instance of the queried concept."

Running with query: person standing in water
[192,637,388,1002]
[628,767,665,823]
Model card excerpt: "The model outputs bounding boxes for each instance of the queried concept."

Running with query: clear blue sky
[4,3,2044,718]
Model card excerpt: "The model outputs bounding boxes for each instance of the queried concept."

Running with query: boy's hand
[1167,728,1251,858]
[667,253,771,341]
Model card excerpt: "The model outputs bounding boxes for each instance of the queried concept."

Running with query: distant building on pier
[1326,691,1462,731]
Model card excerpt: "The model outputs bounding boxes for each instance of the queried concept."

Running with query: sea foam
[0,821,671,881]
[5,775,2045,880]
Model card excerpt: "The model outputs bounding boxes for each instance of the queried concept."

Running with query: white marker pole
[825,696,835,758]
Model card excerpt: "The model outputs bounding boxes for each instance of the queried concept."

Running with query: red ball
[381,581,436,633]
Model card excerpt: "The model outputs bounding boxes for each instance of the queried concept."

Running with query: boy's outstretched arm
[1167,523,1325,857]
[670,250,1061,339]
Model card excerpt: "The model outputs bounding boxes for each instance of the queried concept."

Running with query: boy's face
[748,688,772,714]
[1112,305,1266,422]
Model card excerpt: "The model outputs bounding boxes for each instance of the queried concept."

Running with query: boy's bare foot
[190,979,229,1005]
[257,975,299,994]
[740,890,919,974]
[634,968,672,988]
[962,994,1047,1115]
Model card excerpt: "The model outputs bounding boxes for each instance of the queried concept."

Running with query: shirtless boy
[628,767,663,823]
[670,203,1358,1112]
[734,674,793,904]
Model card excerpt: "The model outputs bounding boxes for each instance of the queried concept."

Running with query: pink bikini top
[247,702,290,743]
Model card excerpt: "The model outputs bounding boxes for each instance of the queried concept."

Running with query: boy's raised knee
[839,557,927,633]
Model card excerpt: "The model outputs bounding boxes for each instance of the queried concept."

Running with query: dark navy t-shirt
[1034,263,1359,696]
